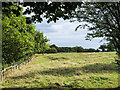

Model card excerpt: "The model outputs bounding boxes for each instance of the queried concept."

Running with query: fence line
[2,54,35,80]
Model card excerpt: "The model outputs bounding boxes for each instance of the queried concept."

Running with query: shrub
[45,48,57,53]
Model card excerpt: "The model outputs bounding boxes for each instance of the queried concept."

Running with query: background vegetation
[45,43,115,53]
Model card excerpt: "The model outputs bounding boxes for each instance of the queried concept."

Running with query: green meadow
[2,52,119,89]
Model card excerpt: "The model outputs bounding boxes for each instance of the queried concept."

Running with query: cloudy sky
[35,18,106,49]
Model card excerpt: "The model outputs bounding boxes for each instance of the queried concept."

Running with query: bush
[45,48,57,53]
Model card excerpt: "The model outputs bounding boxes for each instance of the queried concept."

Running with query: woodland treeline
[2,2,49,69]
[45,43,115,53]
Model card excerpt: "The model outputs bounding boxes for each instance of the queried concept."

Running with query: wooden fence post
[2,54,35,80]
[2,70,4,80]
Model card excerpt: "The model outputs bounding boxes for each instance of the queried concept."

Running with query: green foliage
[2,15,34,65]
[22,2,82,23]
[73,2,120,64]
[45,48,58,53]
[50,44,58,49]
[2,2,49,69]
[99,45,107,52]
[99,43,115,52]
[2,2,23,17]
[49,44,99,53]
[75,46,84,52]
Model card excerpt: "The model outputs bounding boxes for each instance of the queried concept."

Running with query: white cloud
[35,18,106,49]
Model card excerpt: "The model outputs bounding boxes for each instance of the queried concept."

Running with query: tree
[73,2,120,64]
[50,44,58,49]
[99,45,107,52]
[76,46,84,52]
[2,14,34,65]
[45,48,57,53]
[21,2,82,23]
[99,41,115,52]
[2,2,23,17]
[2,2,49,69]
[106,42,115,52]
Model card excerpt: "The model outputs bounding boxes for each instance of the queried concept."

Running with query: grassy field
[1,52,119,89]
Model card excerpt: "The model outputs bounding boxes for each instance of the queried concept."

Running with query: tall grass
[1,52,119,89]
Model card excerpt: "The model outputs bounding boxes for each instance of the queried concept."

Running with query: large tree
[2,2,49,69]
[73,2,120,64]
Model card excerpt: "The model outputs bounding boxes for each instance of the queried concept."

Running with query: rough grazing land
[1,52,119,89]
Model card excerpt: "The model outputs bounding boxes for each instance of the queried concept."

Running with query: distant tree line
[45,44,100,54]
[45,42,115,53]
[99,42,115,52]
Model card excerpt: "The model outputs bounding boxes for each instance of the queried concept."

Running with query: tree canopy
[2,2,49,69]
[73,2,120,64]
[21,2,82,23]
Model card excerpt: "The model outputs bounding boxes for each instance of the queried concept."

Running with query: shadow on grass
[47,56,69,60]
[2,87,120,90]
[10,63,118,79]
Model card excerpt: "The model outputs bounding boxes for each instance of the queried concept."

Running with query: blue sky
[35,18,107,49]
[23,4,107,49]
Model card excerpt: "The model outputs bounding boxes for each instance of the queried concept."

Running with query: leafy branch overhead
[22,2,82,23]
